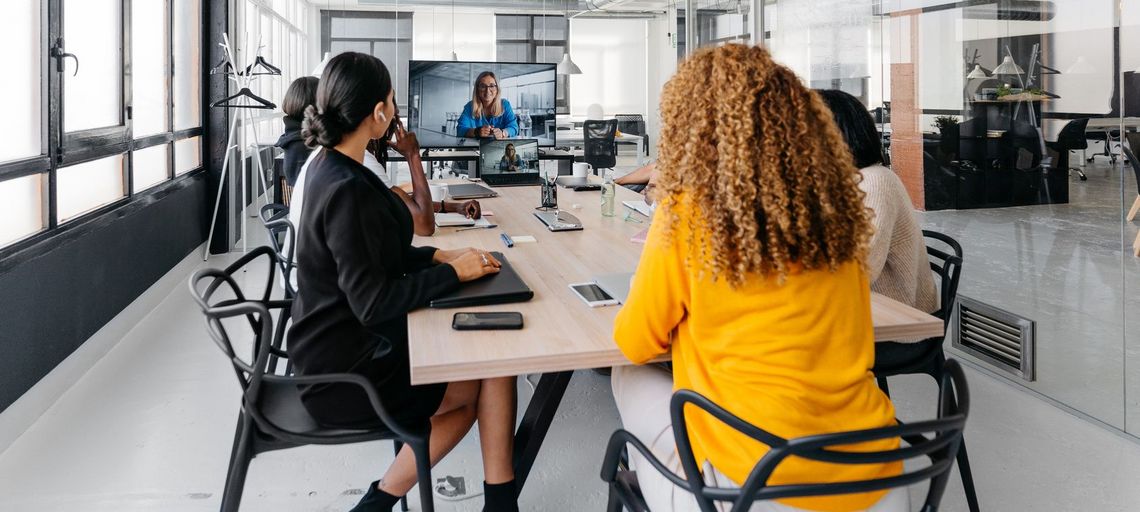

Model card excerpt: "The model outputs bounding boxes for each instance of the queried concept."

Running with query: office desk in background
[557,128,646,165]
[407,180,945,492]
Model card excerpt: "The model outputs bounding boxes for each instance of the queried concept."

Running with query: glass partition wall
[762,0,1134,434]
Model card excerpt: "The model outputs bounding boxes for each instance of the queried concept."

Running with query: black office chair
[615,114,650,157]
[258,203,296,298]
[584,119,619,175]
[1086,124,1121,164]
[188,247,436,512]
[601,360,971,512]
[1046,118,1090,180]
[873,230,979,512]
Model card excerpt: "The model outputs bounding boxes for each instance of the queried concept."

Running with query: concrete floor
[4,153,1140,510]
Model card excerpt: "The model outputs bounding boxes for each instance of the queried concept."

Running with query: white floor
[4,169,1140,510]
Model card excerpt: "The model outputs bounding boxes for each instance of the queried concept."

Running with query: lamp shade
[993,56,1024,75]
[312,52,331,77]
[557,53,582,75]
[966,64,989,79]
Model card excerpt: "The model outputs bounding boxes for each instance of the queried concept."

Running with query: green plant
[933,115,960,133]
[997,84,1013,97]
[1027,86,1044,96]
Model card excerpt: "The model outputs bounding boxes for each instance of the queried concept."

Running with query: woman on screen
[457,71,519,140]
[498,143,524,172]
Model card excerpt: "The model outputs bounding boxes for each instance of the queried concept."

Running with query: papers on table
[435,214,494,228]
[622,200,653,218]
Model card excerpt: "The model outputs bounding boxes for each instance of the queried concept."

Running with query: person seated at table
[817,89,938,315]
[456,71,518,140]
[289,52,519,512]
[611,45,907,512]
[275,76,319,203]
[498,143,524,172]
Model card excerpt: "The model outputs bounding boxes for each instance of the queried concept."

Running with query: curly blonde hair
[654,44,871,286]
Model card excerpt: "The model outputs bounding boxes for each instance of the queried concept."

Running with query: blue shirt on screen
[456,100,519,138]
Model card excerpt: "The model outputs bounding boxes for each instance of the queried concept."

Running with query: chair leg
[394,440,409,512]
[1127,196,1140,222]
[1133,230,1140,257]
[410,439,434,512]
[220,413,255,512]
[876,376,891,398]
[607,484,624,512]
[956,438,982,512]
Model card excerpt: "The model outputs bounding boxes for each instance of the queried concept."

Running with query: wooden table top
[408,181,945,385]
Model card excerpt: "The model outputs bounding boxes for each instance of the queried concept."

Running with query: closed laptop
[429,252,534,308]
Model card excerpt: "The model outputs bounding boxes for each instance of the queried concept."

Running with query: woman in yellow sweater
[611,44,907,512]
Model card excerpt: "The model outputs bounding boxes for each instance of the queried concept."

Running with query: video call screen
[406,61,557,148]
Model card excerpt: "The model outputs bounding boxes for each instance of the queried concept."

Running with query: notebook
[594,272,634,304]
[429,252,535,308]
[434,214,494,228]
[622,200,653,218]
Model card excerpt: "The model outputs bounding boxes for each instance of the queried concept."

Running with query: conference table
[408,180,945,494]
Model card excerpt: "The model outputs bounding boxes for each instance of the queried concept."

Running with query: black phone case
[452,312,524,330]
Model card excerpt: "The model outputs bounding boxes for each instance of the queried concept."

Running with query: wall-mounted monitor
[407,60,558,149]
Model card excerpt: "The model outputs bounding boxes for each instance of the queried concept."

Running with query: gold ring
[481,253,489,266]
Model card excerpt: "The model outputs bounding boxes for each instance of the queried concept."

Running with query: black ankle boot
[482,480,519,512]
[349,480,401,512]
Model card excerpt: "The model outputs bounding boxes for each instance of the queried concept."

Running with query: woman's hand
[492,128,506,140]
[433,248,472,264]
[478,125,494,138]
[456,200,481,219]
[391,121,420,158]
[448,249,501,282]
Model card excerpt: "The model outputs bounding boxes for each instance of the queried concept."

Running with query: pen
[456,224,498,232]
[500,233,514,248]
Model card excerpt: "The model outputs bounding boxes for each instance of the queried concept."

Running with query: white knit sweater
[859,165,940,335]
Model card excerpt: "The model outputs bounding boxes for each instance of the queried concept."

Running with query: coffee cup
[572,162,590,177]
[429,183,447,202]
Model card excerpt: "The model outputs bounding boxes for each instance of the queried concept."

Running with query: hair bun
[302,105,344,148]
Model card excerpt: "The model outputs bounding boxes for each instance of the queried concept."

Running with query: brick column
[889,9,925,210]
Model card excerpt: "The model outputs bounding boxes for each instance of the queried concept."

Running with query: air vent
[951,296,1035,381]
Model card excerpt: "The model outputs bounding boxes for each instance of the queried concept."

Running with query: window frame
[0,0,205,259]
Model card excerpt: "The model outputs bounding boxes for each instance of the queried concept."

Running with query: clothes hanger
[210,58,240,76]
[244,42,282,76]
[211,87,277,110]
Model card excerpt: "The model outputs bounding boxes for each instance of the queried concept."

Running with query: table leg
[512,370,574,495]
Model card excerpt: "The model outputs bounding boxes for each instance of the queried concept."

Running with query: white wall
[645,14,676,158]
[568,18,650,123]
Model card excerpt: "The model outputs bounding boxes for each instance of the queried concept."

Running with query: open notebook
[435,214,494,228]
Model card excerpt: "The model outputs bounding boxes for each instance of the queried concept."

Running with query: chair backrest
[1125,132,1140,194]
[668,360,970,512]
[188,247,281,399]
[922,230,964,325]
[1055,118,1090,150]
[614,114,646,136]
[584,119,618,171]
[259,203,297,297]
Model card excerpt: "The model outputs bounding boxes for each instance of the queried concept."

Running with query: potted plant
[996,84,1013,98]
[933,115,960,134]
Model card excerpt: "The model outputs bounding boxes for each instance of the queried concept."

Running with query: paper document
[435,213,492,227]
[622,200,653,217]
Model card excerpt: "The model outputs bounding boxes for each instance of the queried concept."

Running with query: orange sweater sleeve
[613,204,690,364]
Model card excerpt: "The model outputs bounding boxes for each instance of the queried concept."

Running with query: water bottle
[601,170,616,217]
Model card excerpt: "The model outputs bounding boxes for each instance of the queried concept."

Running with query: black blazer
[275,116,311,186]
[288,149,460,389]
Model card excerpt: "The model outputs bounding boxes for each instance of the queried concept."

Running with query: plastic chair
[584,119,619,175]
[873,230,979,512]
[600,360,971,512]
[1046,118,1090,180]
[258,203,296,299]
[188,247,436,512]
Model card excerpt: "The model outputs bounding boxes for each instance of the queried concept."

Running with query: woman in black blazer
[288,52,519,512]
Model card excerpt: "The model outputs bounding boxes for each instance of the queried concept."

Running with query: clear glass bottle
[601,170,616,217]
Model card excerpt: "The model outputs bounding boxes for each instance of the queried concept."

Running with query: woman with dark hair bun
[289,52,519,512]
[274,75,319,201]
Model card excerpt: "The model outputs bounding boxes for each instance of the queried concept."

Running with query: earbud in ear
[378,111,388,122]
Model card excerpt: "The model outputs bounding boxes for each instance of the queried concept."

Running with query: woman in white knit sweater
[818,90,939,321]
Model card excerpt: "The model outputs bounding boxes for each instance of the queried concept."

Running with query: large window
[0,0,204,253]
[236,0,313,143]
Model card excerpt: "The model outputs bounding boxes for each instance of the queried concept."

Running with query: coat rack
[204,33,282,260]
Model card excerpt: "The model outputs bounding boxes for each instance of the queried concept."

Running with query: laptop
[429,252,535,308]
[479,139,543,187]
[556,176,592,188]
[448,182,499,199]
[594,272,634,304]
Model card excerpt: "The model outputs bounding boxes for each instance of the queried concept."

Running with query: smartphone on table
[568,282,619,308]
[452,312,524,330]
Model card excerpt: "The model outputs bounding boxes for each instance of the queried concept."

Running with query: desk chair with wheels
[615,114,650,157]
[584,119,619,175]
[873,230,979,512]
[188,247,436,512]
[1087,125,1121,164]
[1047,118,1090,180]
[601,360,971,512]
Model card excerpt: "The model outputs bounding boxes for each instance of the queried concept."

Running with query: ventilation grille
[952,296,1036,381]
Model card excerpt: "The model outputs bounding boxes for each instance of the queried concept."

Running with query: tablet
[569,282,619,307]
